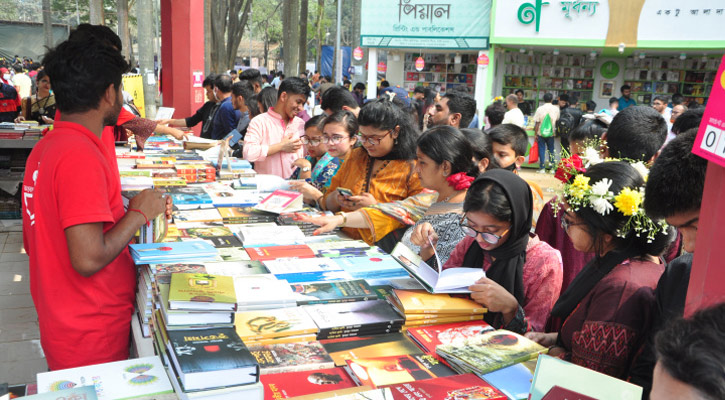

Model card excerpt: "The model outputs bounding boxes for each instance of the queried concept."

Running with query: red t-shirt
[22,121,135,370]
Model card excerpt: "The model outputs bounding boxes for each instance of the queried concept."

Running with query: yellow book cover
[168,273,237,310]
[404,313,484,323]
[235,307,319,341]
[392,289,487,315]
[242,333,317,346]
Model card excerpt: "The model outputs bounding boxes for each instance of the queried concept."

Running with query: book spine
[316,324,404,340]
[295,294,376,306]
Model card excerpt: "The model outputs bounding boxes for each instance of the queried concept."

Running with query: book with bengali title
[303,300,405,339]
[234,307,319,342]
[233,275,298,310]
[291,279,377,305]
[233,225,306,246]
[174,208,223,223]
[406,320,494,355]
[390,289,487,315]
[247,341,335,375]
[246,244,316,262]
[168,273,237,312]
[391,243,484,293]
[129,240,218,264]
[217,206,277,224]
[156,282,234,327]
[253,189,303,214]
[260,367,357,400]
[334,255,412,285]
[320,333,425,367]
[345,353,456,388]
[387,373,507,400]
[262,257,352,284]
[167,186,214,209]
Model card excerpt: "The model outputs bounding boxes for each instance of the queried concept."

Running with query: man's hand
[128,189,168,222]
[280,134,302,153]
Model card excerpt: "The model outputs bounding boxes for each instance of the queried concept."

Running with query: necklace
[35,93,51,115]
[439,189,462,203]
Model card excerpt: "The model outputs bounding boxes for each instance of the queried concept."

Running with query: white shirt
[502,107,525,128]
[12,73,31,99]
[533,103,560,127]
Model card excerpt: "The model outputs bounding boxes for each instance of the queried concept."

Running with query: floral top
[310,153,343,190]
[400,201,464,266]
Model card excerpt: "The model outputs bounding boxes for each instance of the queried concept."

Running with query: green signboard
[360,0,491,50]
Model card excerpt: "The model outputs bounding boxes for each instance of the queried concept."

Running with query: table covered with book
[23,135,644,400]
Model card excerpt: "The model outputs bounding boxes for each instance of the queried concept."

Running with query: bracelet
[315,195,325,210]
[128,208,150,226]
[335,211,347,227]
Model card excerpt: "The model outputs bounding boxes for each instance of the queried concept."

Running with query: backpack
[540,114,554,138]
[556,108,581,139]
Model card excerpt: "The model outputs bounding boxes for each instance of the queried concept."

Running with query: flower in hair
[614,187,642,216]
[554,154,586,183]
[446,172,475,191]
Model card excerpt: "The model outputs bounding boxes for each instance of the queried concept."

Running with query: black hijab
[461,170,533,324]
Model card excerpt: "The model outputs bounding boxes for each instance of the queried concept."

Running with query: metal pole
[335,0,342,84]
[249,12,252,67]
[137,0,157,118]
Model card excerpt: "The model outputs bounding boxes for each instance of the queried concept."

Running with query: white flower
[582,148,603,167]
[590,178,613,197]
[632,161,649,180]
[590,196,614,215]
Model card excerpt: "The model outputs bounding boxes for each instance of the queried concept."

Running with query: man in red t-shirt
[22,30,169,370]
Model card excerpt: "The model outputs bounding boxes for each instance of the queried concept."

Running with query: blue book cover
[212,159,252,169]
[130,241,218,264]
[480,362,535,400]
[168,186,213,206]
[336,256,410,280]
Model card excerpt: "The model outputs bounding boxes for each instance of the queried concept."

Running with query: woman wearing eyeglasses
[442,170,562,333]
[289,111,358,204]
[308,98,423,245]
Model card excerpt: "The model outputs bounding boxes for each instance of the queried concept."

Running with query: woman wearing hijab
[442,169,563,333]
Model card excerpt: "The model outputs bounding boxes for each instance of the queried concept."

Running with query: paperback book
[246,244,316,262]
[234,307,319,342]
[253,190,303,214]
[388,373,507,400]
[320,333,425,367]
[389,289,487,315]
[291,279,376,305]
[263,257,352,284]
[391,243,484,293]
[129,240,218,264]
[260,367,357,400]
[345,353,456,388]
[303,300,405,339]
[247,341,335,375]
[168,273,237,311]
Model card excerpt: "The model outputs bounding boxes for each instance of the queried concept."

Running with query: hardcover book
[345,353,455,388]
[291,279,376,305]
[167,327,259,391]
[217,206,277,224]
[36,356,173,400]
[157,282,234,326]
[168,273,237,311]
[304,300,405,335]
[320,333,424,367]
[260,367,357,400]
[263,257,351,284]
[233,275,298,309]
[247,341,335,375]
[388,373,507,400]
[234,307,319,342]
[390,289,487,315]
[129,240,218,264]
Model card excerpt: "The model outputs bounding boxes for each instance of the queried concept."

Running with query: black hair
[621,84,631,92]
[380,80,390,88]
[321,87,359,113]
[485,102,506,126]
[687,101,704,110]
[568,119,607,143]
[321,110,358,138]
[606,106,667,162]
[461,128,494,165]
[575,161,674,257]
[543,93,553,103]
[278,76,311,99]
[257,86,277,112]
[228,69,238,76]
[353,82,365,91]
[423,88,437,108]
[653,95,668,104]
[609,97,619,105]
[12,64,22,73]
[44,33,129,114]
[569,93,579,105]
[231,81,254,101]
[463,179,512,222]
[343,79,351,85]
[214,74,233,93]
[442,92,477,129]
[585,100,597,112]
[558,93,570,104]
[448,86,470,95]
[413,86,425,94]
[645,129,706,219]
[202,73,217,88]
[246,94,260,118]
[672,107,704,135]
[69,24,122,51]
[515,89,524,95]
[671,93,684,105]
[488,124,528,157]
[36,69,48,81]
[239,68,262,86]
[417,126,477,177]
[357,98,417,160]
[304,114,325,131]
[655,302,725,400]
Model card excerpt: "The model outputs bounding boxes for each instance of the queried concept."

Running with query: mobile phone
[336,187,354,198]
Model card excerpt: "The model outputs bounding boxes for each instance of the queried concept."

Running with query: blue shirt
[210,96,241,140]
[618,97,637,110]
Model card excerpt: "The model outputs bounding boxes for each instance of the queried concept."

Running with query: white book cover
[233,225,305,246]
[391,242,484,293]
[154,107,175,120]
[37,356,173,400]
[233,275,297,306]
[173,208,222,223]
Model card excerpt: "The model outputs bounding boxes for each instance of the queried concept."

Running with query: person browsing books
[289,111,358,204]
[300,98,423,245]
[243,77,309,178]
[442,170,562,333]
[22,30,171,371]
[526,161,674,380]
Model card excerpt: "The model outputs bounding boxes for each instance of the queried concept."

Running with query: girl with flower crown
[303,126,484,265]
[527,161,674,379]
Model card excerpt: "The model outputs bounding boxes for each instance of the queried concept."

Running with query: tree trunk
[89,0,104,25]
[210,0,229,73]
[352,0,360,49]
[137,0,156,117]
[117,0,131,62]
[298,0,308,76]
[315,0,324,71]
[224,0,252,70]
[42,0,52,49]
[204,0,212,74]
[283,0,299,77]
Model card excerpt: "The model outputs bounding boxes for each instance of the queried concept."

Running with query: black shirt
[185,100,216,131]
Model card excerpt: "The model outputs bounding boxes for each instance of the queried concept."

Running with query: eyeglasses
[459,218,511,244]
[560,217,584,232]
[357,129,393,146]
[300,136,322,146]
[322,135,348,144]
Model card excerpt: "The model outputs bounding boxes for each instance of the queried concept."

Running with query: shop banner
[693,53,725,168]
[637,0,725,46]
[122,74,145,118]
[360,0,490,50]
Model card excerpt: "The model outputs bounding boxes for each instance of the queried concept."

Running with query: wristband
[128,208,150,226]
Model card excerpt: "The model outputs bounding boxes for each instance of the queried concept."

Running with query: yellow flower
[569,175,591,200]
[614,187,642,216]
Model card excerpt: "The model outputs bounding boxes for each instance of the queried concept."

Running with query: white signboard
[638,0,725,43]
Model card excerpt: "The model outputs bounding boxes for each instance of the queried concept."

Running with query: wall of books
[501,50,596,112]
[403,53,478,94]
[623,56,720,105]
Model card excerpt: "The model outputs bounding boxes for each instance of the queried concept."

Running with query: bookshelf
[623,56,720,105]
[502,51,596,112]
[403,53,477,93]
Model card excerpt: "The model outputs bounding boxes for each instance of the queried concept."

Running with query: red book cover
[345,354,455,388]
[261,367,356,399]
[389,373,508,400]
[407,320,494,354]
[246,245,315,261]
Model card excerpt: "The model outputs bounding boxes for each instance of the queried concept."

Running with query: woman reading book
[526,161,673,379]
[442,170,562,333]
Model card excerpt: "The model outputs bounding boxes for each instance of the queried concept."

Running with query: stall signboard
[360,0,490,50]
[693,54,725,167]
[637,0,725,48]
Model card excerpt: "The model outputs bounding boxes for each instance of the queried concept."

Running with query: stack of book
[235,307,319,345]
[217,206,277,224]
[303,299,405,340]
[277,210,338,235]
[387,289,487,329]
[129,241,218,265]
[247,341,335,375]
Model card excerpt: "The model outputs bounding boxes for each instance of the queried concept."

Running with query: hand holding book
[128,188,168,226]
[469,276,519,324]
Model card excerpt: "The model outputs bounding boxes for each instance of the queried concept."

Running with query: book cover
[391,289,487,315]
[246,245,315,261]
[167,327,259,391]
[233,275,298,307]
[303,300,405,332]
[217,246,251,262]
[21,386,97,399]
[203,261,268,277]
[156,282,234,326]
[129,240,217,264]
[436,330,547,375]
[260,367,357,400]
[247,341,335,375]
[402,315,486,328]
[243,333,317,346]
[168,273,237,311]
[217,206,277,223]
[36,356,172,400]
[335,256,411,282]
[234,307,319,341]
[391,243,484,293]
[291,279,376,305]
[234,225,306,246]
[174,208,223,223]
[263,257,351,283]
[528,355,642,400]
[406,321,494,354]
[389,373,507,400]
[320,333,424,367]
[345,354,455,388]
[167,186,213,207]
[254,190,303,214]
[480,361,537,400]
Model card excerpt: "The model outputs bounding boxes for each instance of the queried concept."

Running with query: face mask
[2,74,10,81]
[502,162,517,172]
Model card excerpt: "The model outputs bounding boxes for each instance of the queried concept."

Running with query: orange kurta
[324,147,423,244]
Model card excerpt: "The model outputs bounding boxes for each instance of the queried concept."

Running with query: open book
[390,242,484,293]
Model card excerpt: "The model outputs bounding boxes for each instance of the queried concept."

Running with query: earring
[394,138,398,145]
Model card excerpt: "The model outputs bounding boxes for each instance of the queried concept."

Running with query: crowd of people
[17,23,725,400]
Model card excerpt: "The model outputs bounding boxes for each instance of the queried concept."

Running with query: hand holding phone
[336,187,354,198]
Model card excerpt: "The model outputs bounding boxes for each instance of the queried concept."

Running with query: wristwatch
[301,166,311,172]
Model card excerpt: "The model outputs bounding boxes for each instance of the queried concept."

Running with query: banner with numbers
[693,54,725,166]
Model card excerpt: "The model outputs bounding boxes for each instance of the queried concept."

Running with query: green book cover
[168,273,237,311]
